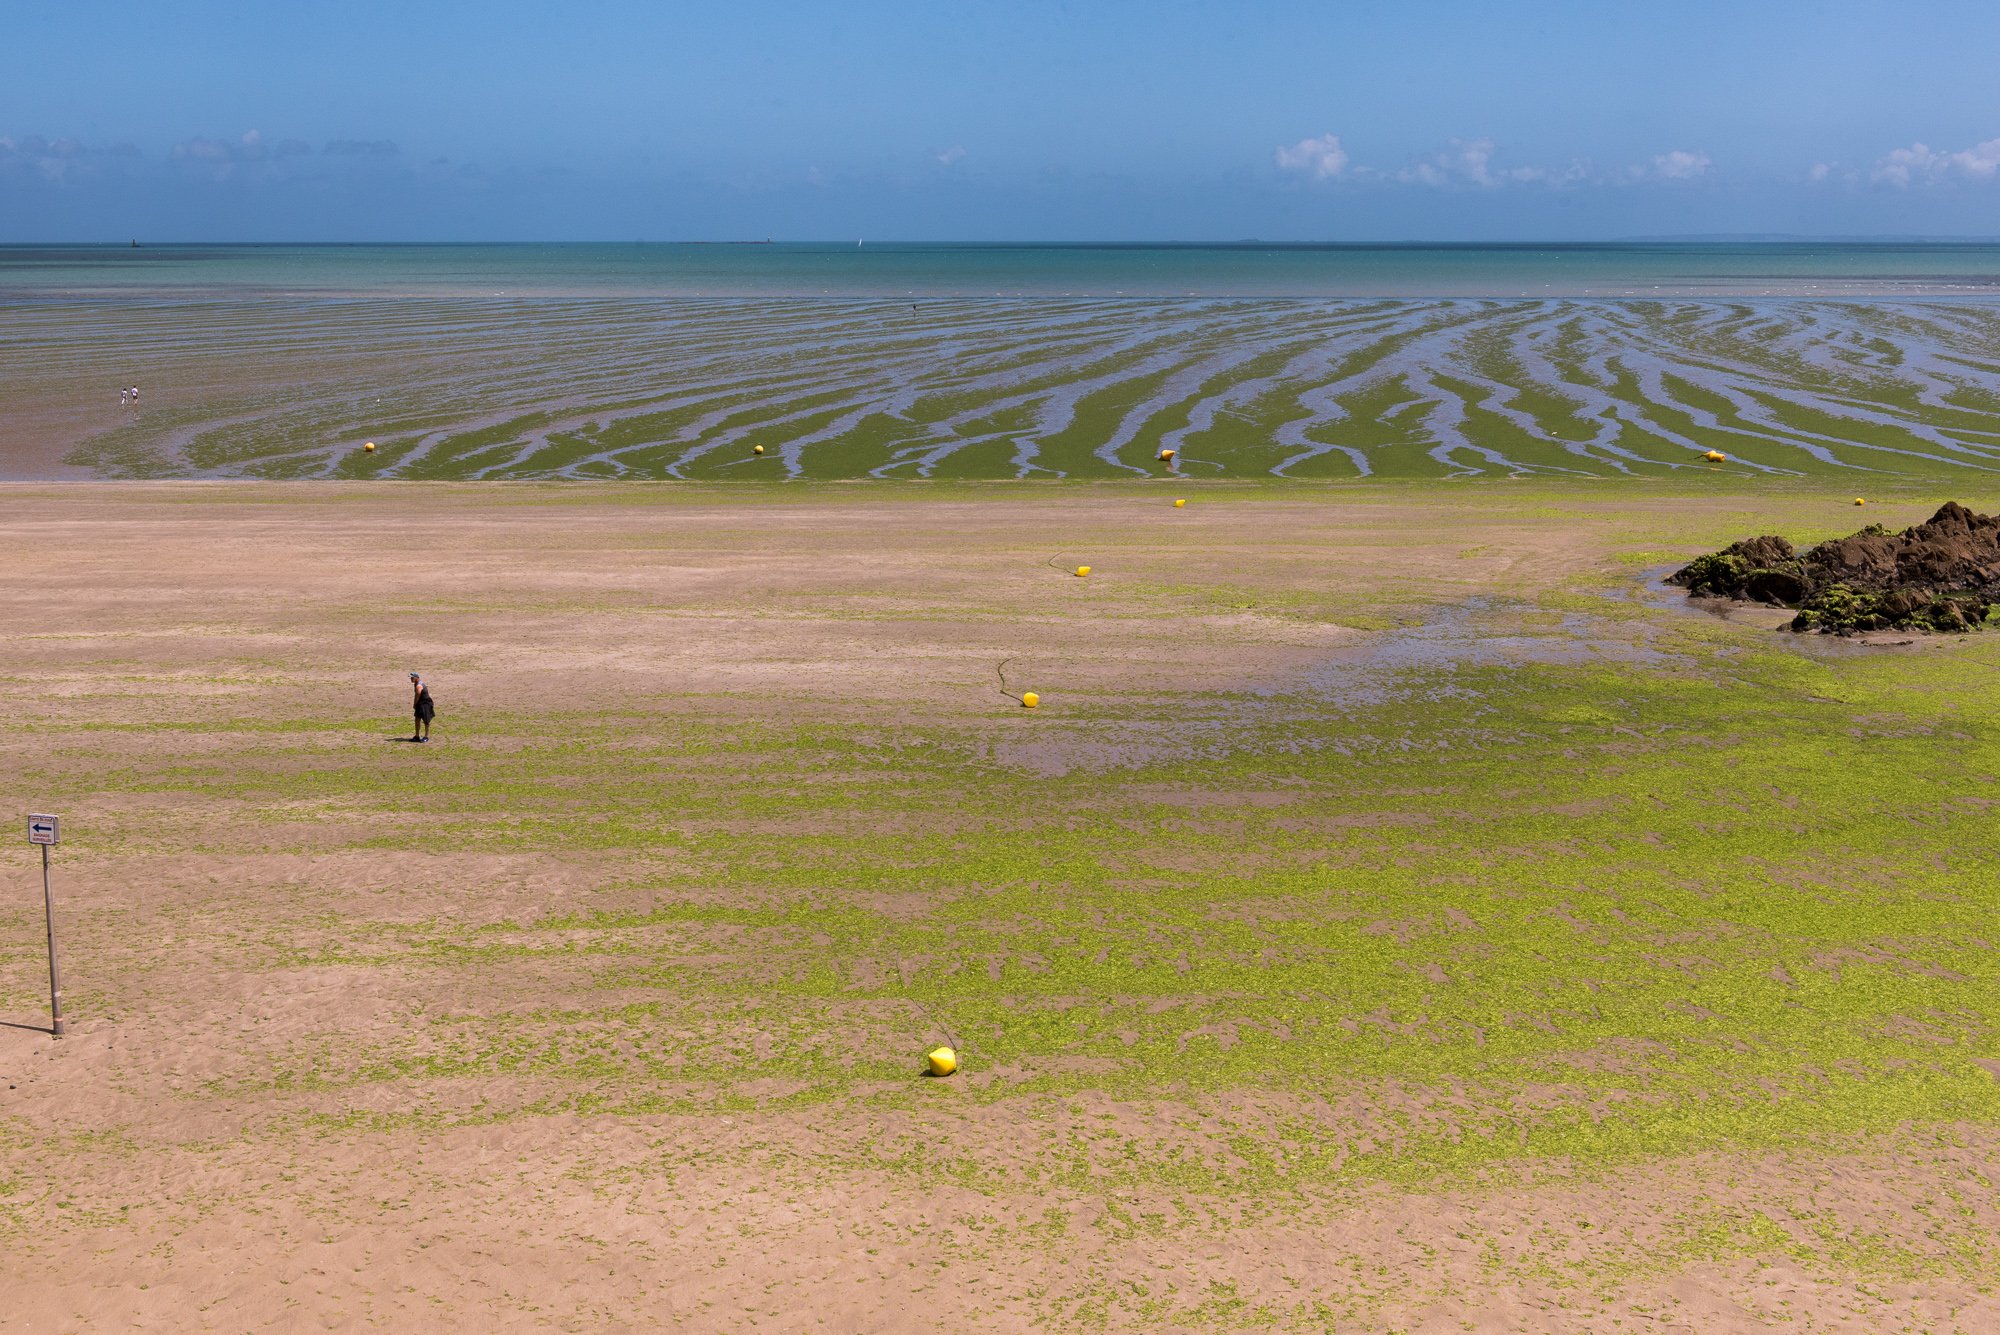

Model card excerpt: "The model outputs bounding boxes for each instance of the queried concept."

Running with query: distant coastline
[13,235,2000,247]
[6,239,2000,301]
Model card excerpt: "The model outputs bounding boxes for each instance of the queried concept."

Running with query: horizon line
[9,234,2000,248]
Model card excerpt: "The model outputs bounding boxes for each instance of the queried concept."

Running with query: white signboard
[27,814,58,846]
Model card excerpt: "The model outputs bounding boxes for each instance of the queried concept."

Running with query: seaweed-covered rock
[1669,502,2000,634]
[1742,567,1809,606]
[1667,535,1802,603]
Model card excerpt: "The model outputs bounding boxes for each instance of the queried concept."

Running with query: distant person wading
[410,672,436,742]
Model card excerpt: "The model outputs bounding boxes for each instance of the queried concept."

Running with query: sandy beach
[2,481,1996,1331]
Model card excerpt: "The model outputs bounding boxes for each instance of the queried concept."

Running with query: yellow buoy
[753,444,765,455]
[1021,692,1039,709]
[1159,448,1176,461]
[926,1046,958,1077]
[1173,498,1186,507]
[1074,565,1090,577]
[362,442,376,453]
[1702,450,1726,462]
[1854,498,1866,506]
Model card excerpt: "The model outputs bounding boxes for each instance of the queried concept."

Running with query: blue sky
[5,0,2000,241]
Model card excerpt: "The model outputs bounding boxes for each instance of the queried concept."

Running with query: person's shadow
[385,735,425,743]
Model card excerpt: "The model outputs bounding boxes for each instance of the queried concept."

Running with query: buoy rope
[995,655,1024,704]
[802,921,972,1065]
[901,978,967,1058]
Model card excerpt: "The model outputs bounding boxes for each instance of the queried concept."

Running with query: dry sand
[0,483,1994,1332]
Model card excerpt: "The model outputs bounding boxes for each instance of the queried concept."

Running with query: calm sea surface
[7,241,2000,300]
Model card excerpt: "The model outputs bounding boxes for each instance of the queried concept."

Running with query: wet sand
[11,297,2000,480]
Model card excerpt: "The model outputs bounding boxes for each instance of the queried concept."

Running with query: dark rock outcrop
[1667,502,2000,634]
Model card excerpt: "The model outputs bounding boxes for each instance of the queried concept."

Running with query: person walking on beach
[120,388,129,407]
[410,672,435,742]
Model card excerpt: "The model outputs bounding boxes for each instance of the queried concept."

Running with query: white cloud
[1954,140,2000,176]
[934,144,966,167]
[1874,143,1938,186]
[1395,137,1576,188]
[1873,137,2000,186]
[0,134,83,160]
[172,130,273,164]
[1274,132,1349,180]
[0,132,138,183]
[1806,161,1863,186]
[324,138,397,158]
[1269,133,1708,191]
[1415,137,1500,186]
[1649,149,1710,180]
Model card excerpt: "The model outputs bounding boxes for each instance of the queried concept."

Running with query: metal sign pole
[28,814,62,1039]
[42,842,62,1039]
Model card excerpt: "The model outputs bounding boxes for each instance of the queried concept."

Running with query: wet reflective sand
[9,297,2000,479]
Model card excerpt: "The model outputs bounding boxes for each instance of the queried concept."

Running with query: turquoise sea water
[8,243,2000,479]
[7,241,2000,300]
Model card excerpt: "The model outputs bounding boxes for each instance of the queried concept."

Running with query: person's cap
[409,672,419,679]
